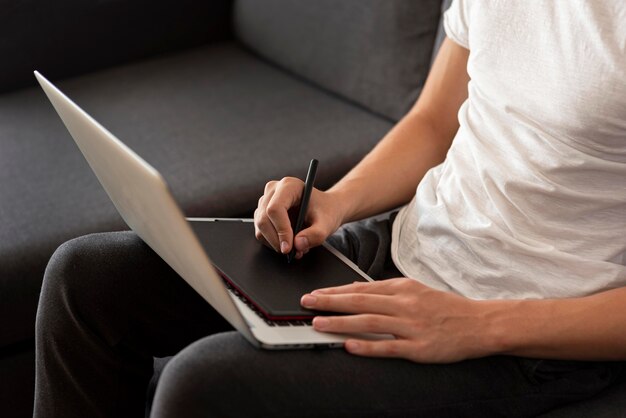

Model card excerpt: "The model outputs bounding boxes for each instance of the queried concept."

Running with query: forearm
[482,285,626,361]
[327,111,452,223]
[255,39,469,253]
[327,38,470,225]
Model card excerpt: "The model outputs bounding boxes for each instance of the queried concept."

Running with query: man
[35,1,626,417]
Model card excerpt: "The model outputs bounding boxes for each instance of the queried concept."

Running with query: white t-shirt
[391,0,626,300]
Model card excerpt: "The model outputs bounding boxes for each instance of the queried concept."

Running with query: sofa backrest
[234,0,442,121]
[431,0,454,64]
[0,0,233,93]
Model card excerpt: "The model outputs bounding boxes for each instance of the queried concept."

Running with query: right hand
[254,177,345,259]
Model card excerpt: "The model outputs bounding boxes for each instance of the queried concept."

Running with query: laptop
[35,71,388,349]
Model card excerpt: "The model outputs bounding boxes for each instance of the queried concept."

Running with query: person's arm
[255,38,470,256]
[483,285,626,360]
[326,37,470,223]
[300,278,626,362]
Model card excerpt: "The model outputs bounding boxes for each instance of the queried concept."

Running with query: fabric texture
[392,0,626,300]
[538,378,626,417]
[0,42,393,349]
[327,212,401,279]
[33,220,623,417]
[0,0,233,92]
[233,0,442,121]
[430,0,454,64]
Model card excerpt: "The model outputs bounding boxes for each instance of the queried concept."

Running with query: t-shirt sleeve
[443,0,470,49]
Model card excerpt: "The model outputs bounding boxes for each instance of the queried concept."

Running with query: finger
[259,233,279,252]
[254,208,265,241]
[266,180,303,253]
[312,314,408,336]
[311,278,403,296]
[293,222,328,252]
[254,229,276,252]
[344,339,414,360]
[255,190,283,251]
[256,221,281,252]
[293,234,311,253]
[257,188,275,213]
[300,293,398,315]
[264,180,277,194]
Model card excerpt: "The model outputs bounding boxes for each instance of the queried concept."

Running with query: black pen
[287,159,318,263]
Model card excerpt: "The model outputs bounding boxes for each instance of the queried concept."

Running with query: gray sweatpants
[34,215,623,417]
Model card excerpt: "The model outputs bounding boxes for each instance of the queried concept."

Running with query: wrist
[473,299,525,357]
[325,185,359,225]
[475,298,560,357]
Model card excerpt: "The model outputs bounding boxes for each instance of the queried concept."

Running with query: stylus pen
[287,158,318,263]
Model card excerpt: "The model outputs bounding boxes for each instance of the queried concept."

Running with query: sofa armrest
[0,0,233,92]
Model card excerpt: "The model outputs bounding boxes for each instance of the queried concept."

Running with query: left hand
[300,278,495,363]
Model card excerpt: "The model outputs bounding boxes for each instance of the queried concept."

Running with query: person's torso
[392,0,626,299]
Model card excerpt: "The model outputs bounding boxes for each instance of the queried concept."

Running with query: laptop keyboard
[223,280,312,327]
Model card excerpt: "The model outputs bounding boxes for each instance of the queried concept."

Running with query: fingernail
[295,236,309,251]
[301,294,316,307]
[345,341,360,352]
[313,317,329,329]
[280,241,289,253]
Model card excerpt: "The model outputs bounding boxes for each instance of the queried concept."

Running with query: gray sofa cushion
[234,0,442,121]
[0,41,393,347]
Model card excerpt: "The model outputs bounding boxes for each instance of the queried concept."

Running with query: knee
[151,333,257,418]
[37,232,143,338]
[38,235,105,332]
[40,235,93,311]
[43,235,96,295]
[37,236,89,349]
[42,230,149,295]
[41,233,125,303]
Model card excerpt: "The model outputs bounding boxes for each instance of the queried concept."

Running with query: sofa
[1,1,624,416]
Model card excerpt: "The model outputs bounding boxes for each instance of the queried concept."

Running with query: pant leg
[150,213,623,417]
[36,221,624,417]
[34,231,232,418]
[144,214,404,415]
[150,332,622,418]
[326,212,401,280]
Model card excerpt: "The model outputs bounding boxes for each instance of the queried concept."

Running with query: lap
[41,231,231,355]
[151,331,621,418]
[42,212,399,354]
[327,211,401,279]
[43,225,622,417]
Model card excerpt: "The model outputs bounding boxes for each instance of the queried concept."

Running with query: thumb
[293,223,331,252]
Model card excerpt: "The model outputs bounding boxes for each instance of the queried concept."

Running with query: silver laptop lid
[34,71,255,345]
